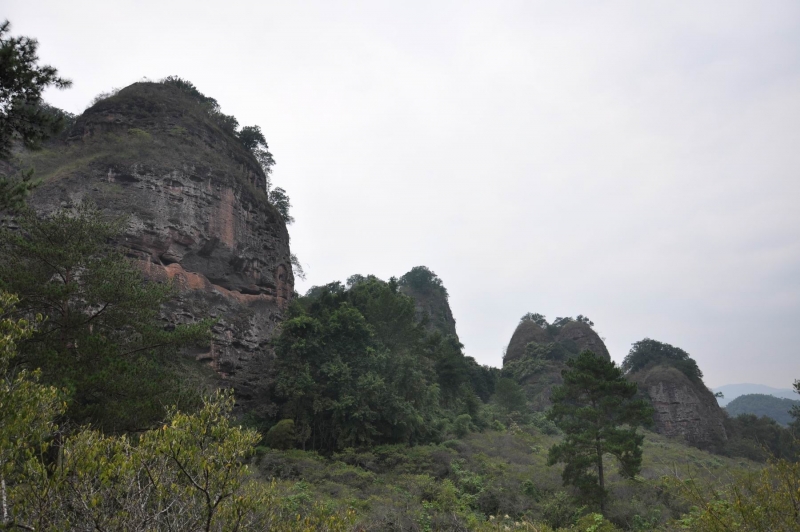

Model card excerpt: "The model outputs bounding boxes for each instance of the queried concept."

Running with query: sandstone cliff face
[502,319,610,409]
[25,82,293,414]
[630,365,727,449]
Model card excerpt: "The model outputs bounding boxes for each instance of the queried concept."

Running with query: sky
[6,1,800,388]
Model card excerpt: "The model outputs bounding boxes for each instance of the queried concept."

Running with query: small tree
[494,377,528,415]
[0,20,72,211]
[520,312,548,327]
[268,187,294,224]
[237,124,275,191]
[547,350,653,516]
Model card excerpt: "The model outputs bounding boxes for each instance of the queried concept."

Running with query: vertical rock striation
[23,82,293,415]
[629,366,728,449]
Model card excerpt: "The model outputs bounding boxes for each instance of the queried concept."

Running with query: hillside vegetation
[726,393,800,426]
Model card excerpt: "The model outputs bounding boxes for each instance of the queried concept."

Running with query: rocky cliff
[23,82,293,415]
[398,266,458,340]
[629,365,727,449]
[502,318,610,409]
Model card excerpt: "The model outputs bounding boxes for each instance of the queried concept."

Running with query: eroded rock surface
[630,365,728,449]
[25,82,293,415]
[502,319,610,409]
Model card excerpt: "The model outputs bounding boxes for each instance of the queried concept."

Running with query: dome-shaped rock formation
[23,81,293,414]
[629,365,727,449]
[502,317,610,409]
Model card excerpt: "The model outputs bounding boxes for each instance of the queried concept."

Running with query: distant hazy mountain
[725,394,800,426]
[713,383,796,407]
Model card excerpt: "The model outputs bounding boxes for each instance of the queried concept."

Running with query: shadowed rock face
[502,319,611,409]
[24,82,293,415]
[630,365,727,449]
[399,283,458,340]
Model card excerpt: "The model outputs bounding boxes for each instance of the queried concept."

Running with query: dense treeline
[272,273,497,453]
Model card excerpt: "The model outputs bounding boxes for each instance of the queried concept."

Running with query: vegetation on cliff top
[621,338,704,382]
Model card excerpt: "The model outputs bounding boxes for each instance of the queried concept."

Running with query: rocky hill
[502,316,610,409]
[623,339,727,450]
[21,81,293,415]
[398,266,458,340]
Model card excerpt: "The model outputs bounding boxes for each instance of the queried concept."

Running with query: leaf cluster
[398,265,449,299]
[621,338,704,382]
[0,20,72,160]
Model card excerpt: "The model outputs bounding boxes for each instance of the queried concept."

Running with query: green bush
[265,419,296,450]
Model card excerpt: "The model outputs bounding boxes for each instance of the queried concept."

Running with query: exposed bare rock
[630,365,727,449]
[504,321,551,363]
[398,283,458,340]
[22,82,293,415]
[502,319,610,409]
[555,321,610,360]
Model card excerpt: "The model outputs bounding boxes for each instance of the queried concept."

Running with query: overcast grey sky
[7,1,800,388]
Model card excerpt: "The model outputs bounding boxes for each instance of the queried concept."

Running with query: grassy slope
[254,428,759,531]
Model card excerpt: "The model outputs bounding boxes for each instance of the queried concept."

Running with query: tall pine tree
[547,350,653,515]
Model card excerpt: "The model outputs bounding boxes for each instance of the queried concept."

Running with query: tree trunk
[596,437,605,517]
[1,473,7,525]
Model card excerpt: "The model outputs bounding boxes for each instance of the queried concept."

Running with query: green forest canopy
[621,338,703,382]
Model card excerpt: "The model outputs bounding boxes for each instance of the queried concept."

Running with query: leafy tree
[547,350,653,516]
[0,291,64,527]
[0,21,72,211]
[399,266,448,298]
[237,124,275,188]
[0,204,211,432]
[269,187,294,224]
[722,413,798,462]
[791,379,800,430]
[6,390,358,531]
[0,20,72,159]
[520,312,548,327]
[265,419,296,450]
[494,377,528,415]
[621,338,704,382]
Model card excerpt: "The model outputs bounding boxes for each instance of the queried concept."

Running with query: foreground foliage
[667,457,800,531]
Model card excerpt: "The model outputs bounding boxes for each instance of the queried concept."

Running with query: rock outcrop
[502,318,610,409]
[23,82,293,415]
[398,267,458,340]
[629,365,727,449]
[399,282,458,340]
